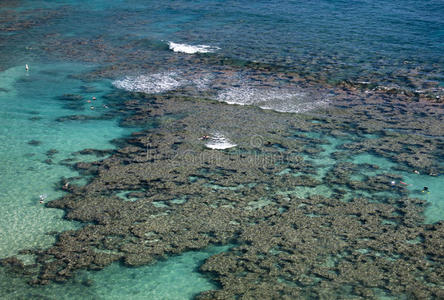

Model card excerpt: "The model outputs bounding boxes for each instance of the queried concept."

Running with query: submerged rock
[3,67,444,299]
[27,140,41,146]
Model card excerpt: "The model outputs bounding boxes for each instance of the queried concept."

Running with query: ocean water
[86,245,232,300]
[0,0,443,299]
[0,245,232,299]
[0,63,132,258]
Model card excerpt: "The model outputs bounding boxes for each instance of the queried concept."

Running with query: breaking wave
[168,41,220,54]
[112,71,213,94]
[216,85,329,113]
[205,132,237,150]
[113,71,329,114]
[112,72,186,94]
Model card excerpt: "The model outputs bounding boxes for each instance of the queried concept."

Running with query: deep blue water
[2,0,443,88]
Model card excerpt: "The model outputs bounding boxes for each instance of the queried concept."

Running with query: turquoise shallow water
[0,0,443,298]
[0,245,231,299]
[86,245,232,300]
[0,63,130,258]
[0,62,233,298]
[277,133,443,223]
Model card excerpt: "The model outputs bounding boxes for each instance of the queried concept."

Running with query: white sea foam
[205,132,237,150]
[216,85,329,113]
[193,75,213,90]
[168,41,220,54]
[112,72,187,94]
[113,71,214,94]
[113,71,329,113]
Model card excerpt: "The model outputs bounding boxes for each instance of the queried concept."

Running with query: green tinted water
[0,63,233,299]
[280,131,443,223]
[0,245,231,299]
[0,63,442,299]
[0,64,130,258]
[87,245,231,300]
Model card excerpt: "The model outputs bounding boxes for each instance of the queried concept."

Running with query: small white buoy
[25,64,29,71]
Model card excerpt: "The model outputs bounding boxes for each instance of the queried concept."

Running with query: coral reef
[2,86,443,298]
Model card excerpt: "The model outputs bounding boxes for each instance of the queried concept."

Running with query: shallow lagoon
[0,64,131,258]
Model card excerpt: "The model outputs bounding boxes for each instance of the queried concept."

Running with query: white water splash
[205,132,237,150]
[216,85,329,113]
[168,41,220,54]
[113,70,329,114]
[112,72,187,94]
[112,70,214,94]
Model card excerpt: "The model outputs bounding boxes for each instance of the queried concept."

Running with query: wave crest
[112,70,329,114]
[216,85,329,113]
[168,41,220,54]
[112,72,187,94]
[205,132,237,150]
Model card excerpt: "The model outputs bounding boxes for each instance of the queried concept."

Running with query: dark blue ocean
[0,0,443,299]
[2,0,443,88]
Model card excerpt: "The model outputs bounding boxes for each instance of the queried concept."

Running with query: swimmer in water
[39,194,47,203]
[422,186,429,193]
